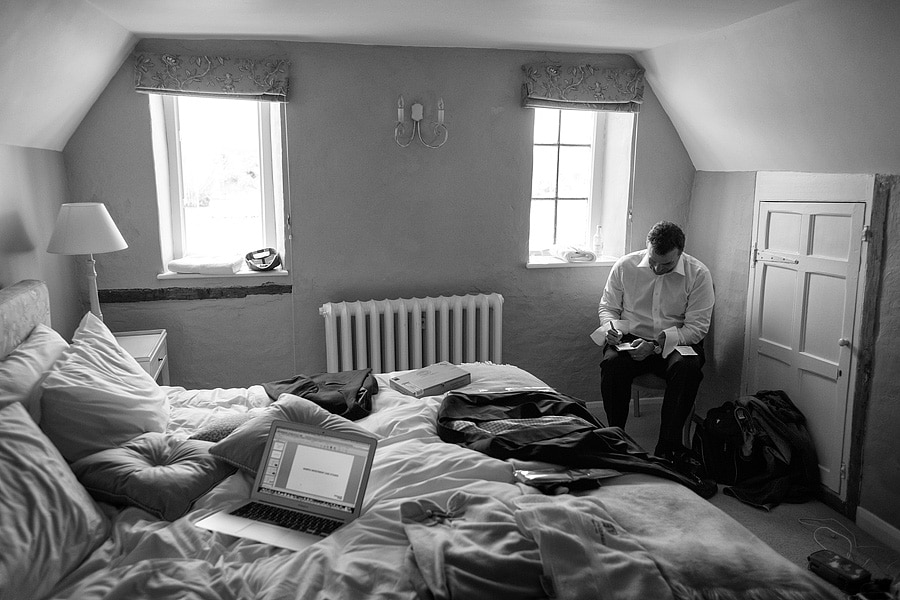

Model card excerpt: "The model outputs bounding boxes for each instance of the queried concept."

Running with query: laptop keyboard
[232,502,343,537]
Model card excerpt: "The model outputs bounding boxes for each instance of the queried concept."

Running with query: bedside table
[113,329,170,385]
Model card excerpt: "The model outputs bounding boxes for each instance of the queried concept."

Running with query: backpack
[692,401,765,485]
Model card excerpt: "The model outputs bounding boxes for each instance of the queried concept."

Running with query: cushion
[0,402,109,600]
[210,394,377,474]
[71,432,236,521]
[188,413,255,443]
[0,324,68,423]
[40,312,169,463]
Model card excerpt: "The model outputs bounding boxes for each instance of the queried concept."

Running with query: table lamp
[47,202,128,320]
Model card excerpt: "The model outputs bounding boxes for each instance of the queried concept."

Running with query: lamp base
[86,254,103,321]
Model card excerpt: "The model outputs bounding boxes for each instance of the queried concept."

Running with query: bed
[0,279,840,600]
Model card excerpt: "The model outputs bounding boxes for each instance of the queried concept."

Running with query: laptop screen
[256,424,373,515]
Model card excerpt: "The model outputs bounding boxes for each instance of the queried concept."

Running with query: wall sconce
[394,96,448,149]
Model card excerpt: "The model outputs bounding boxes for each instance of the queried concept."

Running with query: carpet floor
[588,398,900,585]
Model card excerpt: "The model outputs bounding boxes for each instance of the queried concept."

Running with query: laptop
[195,420,378,551]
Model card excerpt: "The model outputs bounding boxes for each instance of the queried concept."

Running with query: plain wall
[0,144,81,336]
[62,40,694,398]
[683,171,756,414]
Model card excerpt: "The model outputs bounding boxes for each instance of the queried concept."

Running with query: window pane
[559,110,595,145]
[529,199,555,251]
[556,199,589,247]
[533,108,560,144]
[177,97,263,257]
[557,146,593,198]
[531,146,559,199]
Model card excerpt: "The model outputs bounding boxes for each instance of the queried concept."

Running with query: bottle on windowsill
[592,225,603,259]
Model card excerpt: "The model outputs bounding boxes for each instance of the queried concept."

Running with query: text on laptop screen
[258,426,371,513]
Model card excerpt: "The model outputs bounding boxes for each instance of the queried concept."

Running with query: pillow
[210,394,378,474]
[0,402,109,600]
[40,312,169,463]
[0,324,68,423]
[188,413,255,443]
[71,432,236,521]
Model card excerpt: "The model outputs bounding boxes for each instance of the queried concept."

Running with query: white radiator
[319,293,503,373]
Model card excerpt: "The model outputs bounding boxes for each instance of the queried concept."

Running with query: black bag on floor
[692,401,765,485]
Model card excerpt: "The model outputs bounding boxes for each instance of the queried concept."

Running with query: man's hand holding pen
[605,324,623,345]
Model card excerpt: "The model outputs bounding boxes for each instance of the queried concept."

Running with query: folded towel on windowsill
[167,255,243,275]
[549,246,597,263]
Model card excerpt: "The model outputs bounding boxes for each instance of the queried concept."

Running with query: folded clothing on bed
[167,255,243,275]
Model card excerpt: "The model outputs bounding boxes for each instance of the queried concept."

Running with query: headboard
[0,280,51,359]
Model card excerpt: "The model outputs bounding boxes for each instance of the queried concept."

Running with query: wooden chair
[631,372,695,447]
[630,372,666,417]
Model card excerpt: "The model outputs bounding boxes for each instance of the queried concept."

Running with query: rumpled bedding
[45,363,839,600]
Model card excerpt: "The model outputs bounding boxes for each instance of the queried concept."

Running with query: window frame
[149,93,289,278]
[531,109,595,248]
[527,107,638,267]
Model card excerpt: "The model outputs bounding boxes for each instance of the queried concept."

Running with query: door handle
[838,338,851,347]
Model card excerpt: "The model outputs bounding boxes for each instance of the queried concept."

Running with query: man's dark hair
[646,221,685,254]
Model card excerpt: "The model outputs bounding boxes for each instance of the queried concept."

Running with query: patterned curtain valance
[133,53,290,102]
[522,63,644,112]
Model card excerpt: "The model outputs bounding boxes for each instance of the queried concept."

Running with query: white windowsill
[526,256,617,269]
[157,268,290,281]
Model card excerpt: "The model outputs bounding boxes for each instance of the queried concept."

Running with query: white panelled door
[744,173,873,498]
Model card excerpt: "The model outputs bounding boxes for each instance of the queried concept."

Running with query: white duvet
[46,364,839,600]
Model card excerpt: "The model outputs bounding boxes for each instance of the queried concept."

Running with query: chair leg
[633,393,641,417]
[682,406,698,447]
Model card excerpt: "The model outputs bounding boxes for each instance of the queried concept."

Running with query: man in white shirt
[598,221,715,462]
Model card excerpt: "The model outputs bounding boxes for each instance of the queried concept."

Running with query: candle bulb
[397,96,404,123]
[438,98,444,124]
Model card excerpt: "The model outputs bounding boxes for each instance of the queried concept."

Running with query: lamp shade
[47,203,128,255]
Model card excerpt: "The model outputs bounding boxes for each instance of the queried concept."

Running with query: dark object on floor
[693,390,820,510]
[692,400,766,485]
[807,549,871,594]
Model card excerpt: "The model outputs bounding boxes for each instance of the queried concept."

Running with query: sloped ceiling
[0,0,134,151]
[638,0,900,173]
[85,0,796,51]
[2,0,898,174]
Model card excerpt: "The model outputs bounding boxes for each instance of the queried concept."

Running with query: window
[149,94,287,274]
[528,107,636,262]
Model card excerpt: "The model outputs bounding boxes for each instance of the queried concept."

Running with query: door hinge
[862,225,873,243]
[840,462,847,480]
[753,248,799,266]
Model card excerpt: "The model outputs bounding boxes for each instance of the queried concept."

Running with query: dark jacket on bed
[262,368,377,420]
[436,389,711,496]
